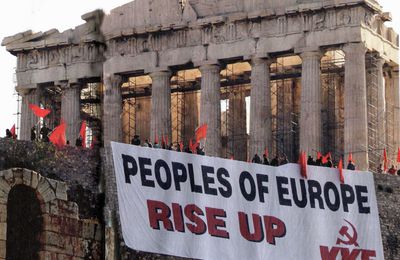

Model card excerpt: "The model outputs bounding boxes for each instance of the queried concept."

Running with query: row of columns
[100,43,399,171]
[19,81,84,145]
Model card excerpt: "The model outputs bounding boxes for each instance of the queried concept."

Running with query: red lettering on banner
[147,200,173,231]
[264,216,286,245]
[185,204,207,235]
[238,212,264,242]
[320,246,377,260]
[320,246,341,260]
[147,200,229,239]
[172,203,185,232]
[238,212,286,245]
[205,207,229,238]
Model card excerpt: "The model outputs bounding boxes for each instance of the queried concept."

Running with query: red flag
[397,147,400,163]
[10,124,16,139]
[29,104,51,118]
[195,124,208,143]
[264,148,269,157]
[317,152,322,160]
[299,151,307,179]
[348,153,353,163]
[162,134,166,146]
[154,134,159,144]
[179,141,184,152]
[383,148,388,172]
[49,120,67,148]
[80,120,87,148]
[338,159,344,184]
[322,152,331,164]
[90,136,96,149]
[230,156,234,160]
[189,139,198,154]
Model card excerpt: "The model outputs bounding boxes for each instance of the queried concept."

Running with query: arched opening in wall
[6,185,43,260]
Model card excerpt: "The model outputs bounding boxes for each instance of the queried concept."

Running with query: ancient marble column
[388,69,400,160]
[103,74,123,145]
[200,64,221,157]
[228,90,247,161]
[19,88,40,141]
[150,71,172,143]
[343,43,368,170]
[60,82,81,145]
[299,51,322,156]
[376,57,386,150]
[249,57,272,158]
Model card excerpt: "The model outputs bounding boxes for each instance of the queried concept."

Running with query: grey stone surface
[299,50,322,155]
[343,43,369,171]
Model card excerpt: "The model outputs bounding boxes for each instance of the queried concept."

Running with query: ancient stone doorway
[6,185,43,260]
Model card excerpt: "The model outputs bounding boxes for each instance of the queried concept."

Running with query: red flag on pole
[348,153,353,163]
[10,124,16,139]
[80,120,87,148]
[154,134,159,144]
[195,124,208,143]
[299,151,307,179]
[179,141,184,152]
[322,152,331,164]
[49,120,67,148]
[317,152,322,160]
[338,159,344,184]
[383,148,388,172]
[29,104,51,118]
[264,148,269,157]
[189,139,198,154]
[397,147,400,163]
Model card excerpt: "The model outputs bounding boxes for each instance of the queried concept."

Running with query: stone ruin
[1,0,399,259]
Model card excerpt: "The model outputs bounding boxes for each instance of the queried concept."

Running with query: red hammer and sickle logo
[336,219,359,247]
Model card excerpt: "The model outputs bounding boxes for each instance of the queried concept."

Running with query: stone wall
[374,174,400,260]
[0,138,102,219]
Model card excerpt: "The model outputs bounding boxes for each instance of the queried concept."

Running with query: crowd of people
[131,135,205,155]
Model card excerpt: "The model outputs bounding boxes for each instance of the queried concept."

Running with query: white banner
[111,142,384,260]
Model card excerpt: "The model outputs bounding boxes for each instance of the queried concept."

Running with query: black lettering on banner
[202,166,218,196]
[276,176,292,206]
[139,157,155,187]
[323,182,340,212]
[239,171,256,201]
[217,168,232,198]
[340,184,355,213]
[256,174,269,203]
[308,180,324,209]
[172,162,188,191]
[291,178,307,208]
[355,185,370,214]
[122,154,138,184]
[155,159,172,190]
[188,163,203,193]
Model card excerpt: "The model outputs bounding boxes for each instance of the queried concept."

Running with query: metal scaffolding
[81,82,103,147]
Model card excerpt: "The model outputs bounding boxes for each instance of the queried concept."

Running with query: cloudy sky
[0,0,399,136]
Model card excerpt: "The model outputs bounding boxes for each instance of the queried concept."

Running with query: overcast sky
[0,0,399,136]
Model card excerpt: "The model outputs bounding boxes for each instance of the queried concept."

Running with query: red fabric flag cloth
[162,134,166,146]
[322,152,331,164]
[230,156,234,160]
[317,152,322,160]
[189,139,198,154]
[154,134,159,144]
[338,159,344,184]
[397,147,400,163]
[10,124,16,139]
[179,141,184,152]
[383,148,388,172]
[299,151,307,179]
[195,124,208,143]
[264,148,269,157]
[80,120,87,148]
[29,104,51,118]
[348,153,354,163]
[49,120,67,148]
[90,136,97,149]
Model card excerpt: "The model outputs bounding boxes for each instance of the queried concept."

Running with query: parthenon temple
[1,0,400,258]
